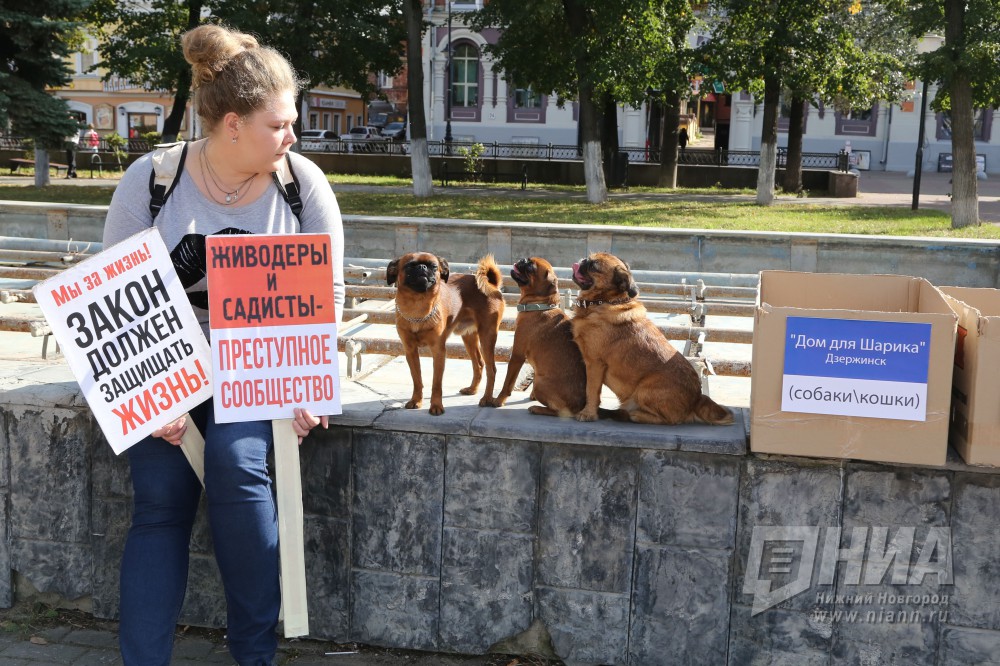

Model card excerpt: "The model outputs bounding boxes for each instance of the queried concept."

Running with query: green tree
[472,0,694,203]
[705,0,867,204]
[83,0,201,143]
[781,2,913,193]
[0,0,90,185]
[906,0,1000,228]
[211,1,407,142]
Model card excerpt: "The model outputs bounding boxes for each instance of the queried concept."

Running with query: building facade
[51,35,368,142]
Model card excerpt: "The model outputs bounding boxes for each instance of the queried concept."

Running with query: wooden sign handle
[273,418,309,638]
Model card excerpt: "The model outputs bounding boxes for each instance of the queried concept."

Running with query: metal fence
[0,135,848,171]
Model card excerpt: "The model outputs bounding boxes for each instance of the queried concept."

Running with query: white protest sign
[782,316,932,421]
[32,229,213,453]
[206,233,341,423]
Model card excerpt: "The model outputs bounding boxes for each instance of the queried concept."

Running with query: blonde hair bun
[183,24,259,88]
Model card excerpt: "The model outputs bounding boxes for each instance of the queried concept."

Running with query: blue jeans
[119,400,279,666]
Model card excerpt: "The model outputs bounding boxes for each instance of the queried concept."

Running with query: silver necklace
[200,143,257,205]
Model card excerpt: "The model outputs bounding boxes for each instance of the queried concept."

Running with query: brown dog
[388,252,504,415]
[489,257,587,417]
[570,252,733,425]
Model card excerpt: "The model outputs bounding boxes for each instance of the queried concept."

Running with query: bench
[441,163,528,190]
[9,158,69,176]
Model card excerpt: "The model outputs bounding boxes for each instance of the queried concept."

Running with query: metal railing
[1,135,848,170]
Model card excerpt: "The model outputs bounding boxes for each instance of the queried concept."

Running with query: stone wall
[3,369,1000,665]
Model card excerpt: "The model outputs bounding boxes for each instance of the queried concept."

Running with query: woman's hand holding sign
[292,408,327,444]
[153,415,188,446]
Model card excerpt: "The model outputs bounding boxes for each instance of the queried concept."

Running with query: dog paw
[459,385,478,395]
[575,410,598,422]
[405,400,421,409]
[480,396,502,408]
[429,404,445,416]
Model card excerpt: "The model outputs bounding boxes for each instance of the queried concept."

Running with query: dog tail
[475,254,503,297]
[693,395,735,426]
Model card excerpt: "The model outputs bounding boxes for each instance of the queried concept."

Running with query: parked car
[339,126,387,152]
[381,121,407,141]
[299,129,339,152]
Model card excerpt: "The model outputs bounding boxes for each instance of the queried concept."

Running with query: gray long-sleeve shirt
[102,147,345,339]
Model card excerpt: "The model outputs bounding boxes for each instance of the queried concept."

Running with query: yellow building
[51,36,368,141]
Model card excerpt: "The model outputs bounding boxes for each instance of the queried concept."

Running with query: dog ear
[386,258,400,286]
[438,256,450,283]
[614,266,639,298]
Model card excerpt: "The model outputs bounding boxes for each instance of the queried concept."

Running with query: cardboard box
[939,286,1000,466]
[751,271,957,467]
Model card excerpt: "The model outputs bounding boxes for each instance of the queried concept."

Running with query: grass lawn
[0,175,995,239]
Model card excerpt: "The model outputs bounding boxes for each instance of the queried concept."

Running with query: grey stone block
[537,444,637,594]
[439,527,533,654]
[90,498,130,619]
[62,629,118,648]
[352,430,444,576]
[727,603,832,665]
[950,472,1000,631]
[827,465,952,658]
[305,515,350,641]
[832,614,939,665]
[637,451,740,550]
[734,458,844,613]
[187,498,215,556]
[940,625,1000,664]
[443,436,539,533]
[535,586,629,666]
[90,427,131,498]
[0,491,10,608]
[10,540,92,600]
[629,545,731,666]
[179,553,226,628]
[301,426,352,517]
[842,466,950,529]
[8,407,92,543]
[350,570,439,652]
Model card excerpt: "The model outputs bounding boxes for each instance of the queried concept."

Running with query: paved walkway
[0,606,538,665]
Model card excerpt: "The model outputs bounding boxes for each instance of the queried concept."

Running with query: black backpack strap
[271,153,303,224]
[148,142,189,220]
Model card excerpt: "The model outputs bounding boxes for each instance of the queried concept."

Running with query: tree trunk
[601,93,619,182]
[563,0,606,203]
[945,0,979,228]
[162,73,191,143]
[162,0,202,143]
[404,0,433,197]
[33,147,50,187]
[756,75,780,206]
[579,83,607,203]
[658,93,681,188]
[782,96,805,193]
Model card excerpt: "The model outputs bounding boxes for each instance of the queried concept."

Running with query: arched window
[450,43,479,108]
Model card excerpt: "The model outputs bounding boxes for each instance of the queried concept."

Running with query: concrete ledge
[4,203,1000,287]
